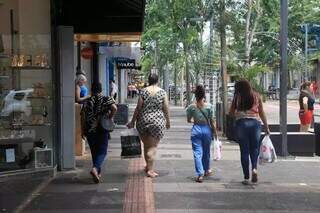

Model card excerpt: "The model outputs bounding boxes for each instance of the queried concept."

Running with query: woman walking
[82,82,117,183]
[299,81,315,132]
[229,80,270,185]
[127,73,170,178]
[186,85,217,183]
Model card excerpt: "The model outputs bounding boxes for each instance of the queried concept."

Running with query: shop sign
[81,47,94,59]
[116,59,135,69]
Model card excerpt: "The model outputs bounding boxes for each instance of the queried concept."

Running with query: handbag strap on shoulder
[197,106,211,128]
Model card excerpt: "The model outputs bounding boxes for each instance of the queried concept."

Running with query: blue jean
[87,130,109,174]
[191,124,212,176]
[235,118,261,179]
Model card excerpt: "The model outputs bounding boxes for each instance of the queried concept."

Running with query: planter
[261,132,315,157]
[315,123,320,156]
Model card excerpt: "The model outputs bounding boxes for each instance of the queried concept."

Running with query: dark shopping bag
[120,129,141,158]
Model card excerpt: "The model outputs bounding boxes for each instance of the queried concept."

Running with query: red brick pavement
[123,157,156,213]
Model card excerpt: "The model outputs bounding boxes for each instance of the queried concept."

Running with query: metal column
[280,0,289,156]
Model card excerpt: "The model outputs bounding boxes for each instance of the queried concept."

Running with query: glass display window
[0,0,53,172]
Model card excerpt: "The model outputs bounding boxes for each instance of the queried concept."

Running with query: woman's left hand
[127,121,135,129]
[166,122,171,129]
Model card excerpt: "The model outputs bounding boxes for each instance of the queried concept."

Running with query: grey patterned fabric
[136,89,166,139]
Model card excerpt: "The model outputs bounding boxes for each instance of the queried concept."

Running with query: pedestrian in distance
[109,80,118,101]
[82,82,117,183]
[186,85,218,183]
[299,81,315,132]
[229,79,270,185]
[311,80,318,98]
[127,73,171,178]
[75,74,90,104]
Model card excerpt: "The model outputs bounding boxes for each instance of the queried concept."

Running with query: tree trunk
[184,42,191,105]
[245,0,261,68]
[244,0,252,67]
[163,62,170,92]
[220,0,228,134]
[174,59,178,105]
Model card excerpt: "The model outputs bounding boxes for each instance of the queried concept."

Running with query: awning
[74,33,141,42]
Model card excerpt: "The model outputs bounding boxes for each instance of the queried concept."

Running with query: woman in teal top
[186,85,217,182]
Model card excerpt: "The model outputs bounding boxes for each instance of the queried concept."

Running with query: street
[262,100,320,124]
[12,105,320,213]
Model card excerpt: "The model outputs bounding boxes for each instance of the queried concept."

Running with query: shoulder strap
[197,106,211,128]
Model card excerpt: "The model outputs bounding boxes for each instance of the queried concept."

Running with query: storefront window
[0,0,53,172]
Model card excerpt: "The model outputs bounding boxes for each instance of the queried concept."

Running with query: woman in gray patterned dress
[127,73,170,178]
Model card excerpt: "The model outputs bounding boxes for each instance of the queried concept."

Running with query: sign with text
[81,47,94,59]
[116,59,135,69]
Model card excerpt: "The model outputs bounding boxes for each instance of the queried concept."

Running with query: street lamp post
[304,23,309,80]
[280,0,289,156]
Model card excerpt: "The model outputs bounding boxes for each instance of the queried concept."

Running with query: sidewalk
[3,106,320,213]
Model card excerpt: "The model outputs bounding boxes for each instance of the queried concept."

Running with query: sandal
[204,170,213,177]
[241,179,250,185]
[90,168,100,184]
[195,176,204,183]
[251,171,258,184]
[147,171,159,178]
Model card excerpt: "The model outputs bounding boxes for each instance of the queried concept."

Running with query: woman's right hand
[265,126,271,135]
[127,121,135,129]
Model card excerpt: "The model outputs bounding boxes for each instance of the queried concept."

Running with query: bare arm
[210,118,218,139]
[229,96,236,116]
[258,97,270,134]
[303,97,308,112]
[127,97,143,128]
[108,104,117,119]
[163,94,171,129]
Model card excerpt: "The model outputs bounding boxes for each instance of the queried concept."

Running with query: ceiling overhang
[54,0,146,37]
[74,33,142,42]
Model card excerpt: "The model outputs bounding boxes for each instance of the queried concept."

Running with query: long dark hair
[233,80,255,111]
[300,81,311,91]
[195,85,205,102]
[148,73,159,85]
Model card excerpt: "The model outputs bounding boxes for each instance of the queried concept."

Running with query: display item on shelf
[17,55,25,67]
[0,89,34,117]
[32,83,47,97]
[11,55,19,67]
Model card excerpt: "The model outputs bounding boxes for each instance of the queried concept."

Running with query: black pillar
[76,41,81,75]
[91,42,99,83]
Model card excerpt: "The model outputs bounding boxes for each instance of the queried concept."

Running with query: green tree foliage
[142,0,320,94]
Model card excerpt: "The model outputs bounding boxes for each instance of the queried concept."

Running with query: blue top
[80,85,88,98]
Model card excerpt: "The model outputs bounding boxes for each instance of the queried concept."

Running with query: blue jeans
[191,124,212,176]
[235,118,261,179]
[87,130,109,174]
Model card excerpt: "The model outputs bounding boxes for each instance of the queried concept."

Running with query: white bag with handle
[259,135,277,164]
[213,138,222,161]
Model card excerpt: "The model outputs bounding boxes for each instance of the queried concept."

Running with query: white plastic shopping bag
[259,135,277,164]
[120,128,139,137]
[213,138,222,161]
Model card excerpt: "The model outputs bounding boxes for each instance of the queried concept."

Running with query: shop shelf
[27,96,52,100]
[0,137,34,145]
[10,66,51,70]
